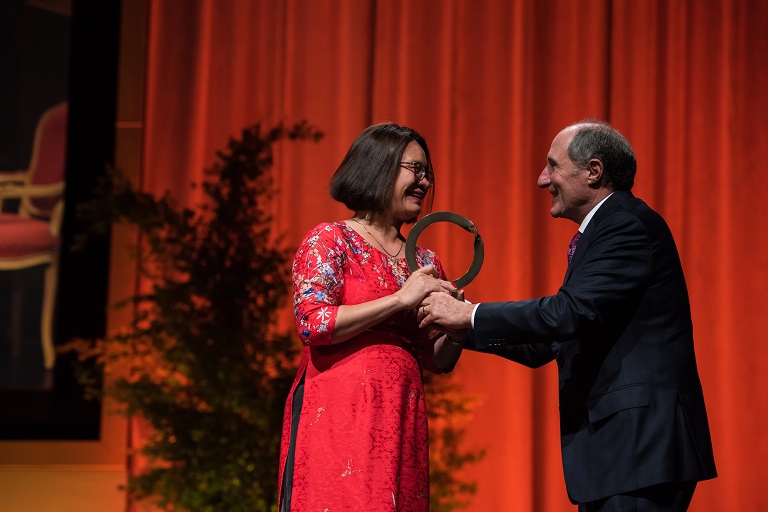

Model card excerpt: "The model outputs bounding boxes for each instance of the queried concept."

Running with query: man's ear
[587,158,604,186]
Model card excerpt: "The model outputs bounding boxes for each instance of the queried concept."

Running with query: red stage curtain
[132,0,768,510]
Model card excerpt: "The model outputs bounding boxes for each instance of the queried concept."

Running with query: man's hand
[418,291,474,330]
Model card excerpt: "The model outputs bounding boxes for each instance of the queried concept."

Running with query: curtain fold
[132,1,768,510]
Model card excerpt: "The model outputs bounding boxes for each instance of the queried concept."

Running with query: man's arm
[464,333,556,368]
[421,210,653,346]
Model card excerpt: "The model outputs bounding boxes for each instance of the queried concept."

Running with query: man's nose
[537,168,550,188]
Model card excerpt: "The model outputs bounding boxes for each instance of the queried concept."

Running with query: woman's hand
[395,264,455,310]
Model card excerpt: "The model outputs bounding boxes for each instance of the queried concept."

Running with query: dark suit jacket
[466,191,716,503]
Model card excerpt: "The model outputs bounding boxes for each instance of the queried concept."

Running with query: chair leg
[9,273,24,359]
[41,261,58,370]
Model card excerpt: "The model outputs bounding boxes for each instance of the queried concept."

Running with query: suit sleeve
[473,211,653,348]
[464,333,556,368]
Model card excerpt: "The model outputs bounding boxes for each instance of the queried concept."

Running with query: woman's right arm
[332,265,454,343]
[293,225,454,345]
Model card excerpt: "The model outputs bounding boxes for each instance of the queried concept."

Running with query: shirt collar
[578,192,614,233]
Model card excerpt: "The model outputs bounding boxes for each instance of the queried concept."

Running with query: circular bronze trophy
[405,211,484,289]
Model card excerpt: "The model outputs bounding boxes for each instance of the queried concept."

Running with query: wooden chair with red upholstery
[0,102,67,369]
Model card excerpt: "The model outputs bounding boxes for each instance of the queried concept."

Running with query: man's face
[537,127,592,223]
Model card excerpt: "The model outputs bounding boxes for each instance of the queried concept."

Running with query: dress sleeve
[292,223,345,345]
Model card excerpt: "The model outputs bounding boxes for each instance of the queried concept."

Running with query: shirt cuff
[471,303,479,328]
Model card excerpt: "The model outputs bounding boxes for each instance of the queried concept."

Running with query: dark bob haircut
[329,122,434,218]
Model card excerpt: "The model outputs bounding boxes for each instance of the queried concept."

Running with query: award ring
[405,211,484,289]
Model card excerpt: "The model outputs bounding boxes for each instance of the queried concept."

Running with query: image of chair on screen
[0,101,67,370]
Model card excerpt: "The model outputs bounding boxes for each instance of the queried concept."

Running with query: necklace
[349,217,404,258]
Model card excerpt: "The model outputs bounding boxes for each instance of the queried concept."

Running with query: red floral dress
[278,221,448,512]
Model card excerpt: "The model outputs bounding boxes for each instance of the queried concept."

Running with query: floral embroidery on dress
[341,459,362,478]
[292,222,441,347]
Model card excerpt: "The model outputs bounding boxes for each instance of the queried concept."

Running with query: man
[419,121,716,511]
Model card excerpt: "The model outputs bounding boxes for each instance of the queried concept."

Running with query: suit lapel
[563,191,635,284]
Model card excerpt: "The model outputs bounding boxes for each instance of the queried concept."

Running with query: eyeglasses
[400,161,434,183]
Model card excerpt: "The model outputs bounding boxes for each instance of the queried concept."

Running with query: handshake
[417,283,475,344]
[401,264,474,345]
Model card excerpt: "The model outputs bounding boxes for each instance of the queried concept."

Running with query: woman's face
[391,140,432,222]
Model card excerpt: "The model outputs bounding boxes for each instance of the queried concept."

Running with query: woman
[278,123,466,511]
